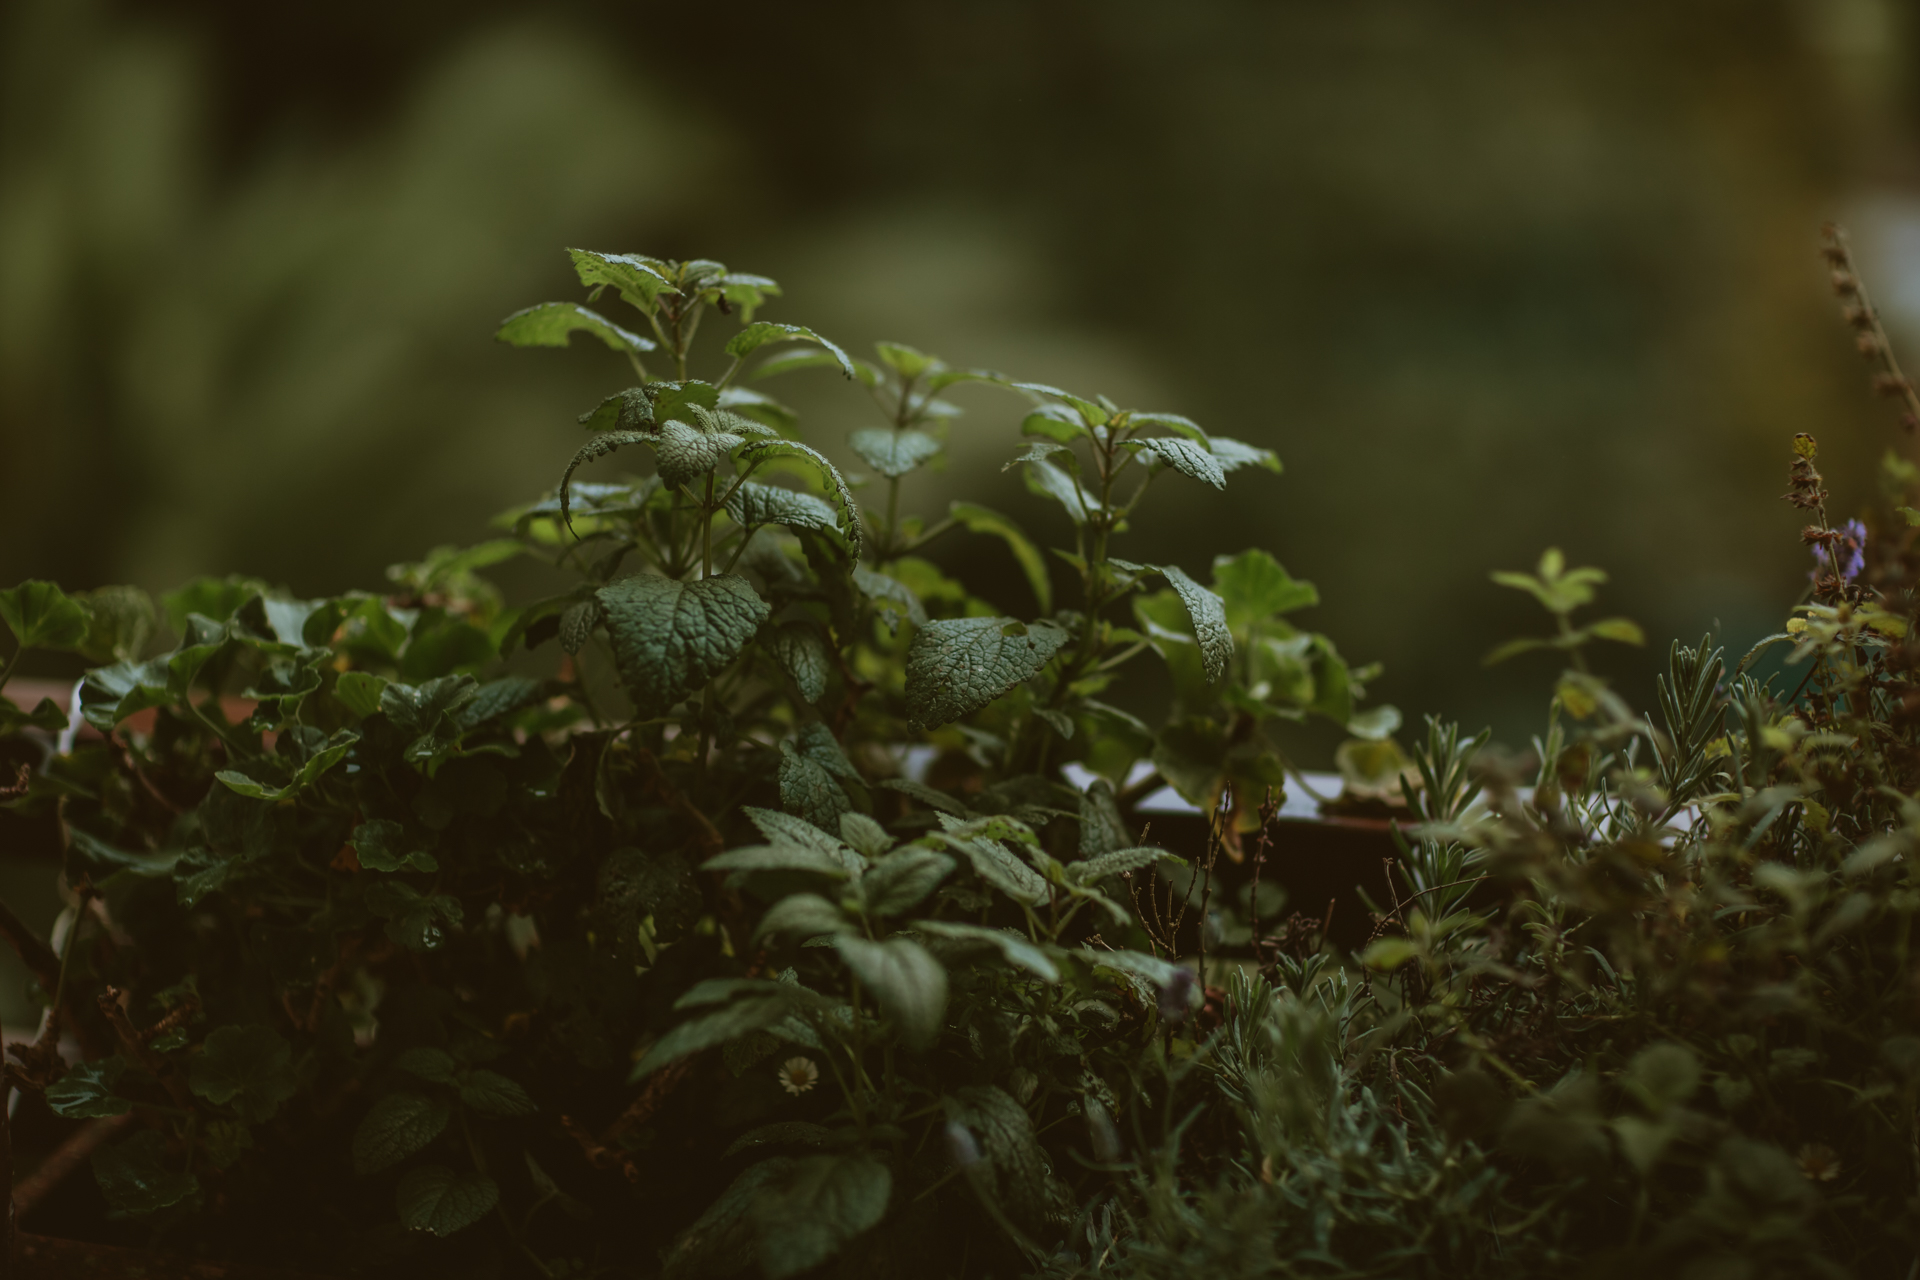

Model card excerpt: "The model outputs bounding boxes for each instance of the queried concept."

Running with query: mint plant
[1,235,1914,1280]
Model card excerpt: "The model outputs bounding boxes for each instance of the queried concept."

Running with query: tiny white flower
[778,1056,819,1096]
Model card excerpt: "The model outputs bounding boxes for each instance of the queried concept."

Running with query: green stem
[0,645,23,699]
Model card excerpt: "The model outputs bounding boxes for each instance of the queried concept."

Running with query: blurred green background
[6,0,1920,751]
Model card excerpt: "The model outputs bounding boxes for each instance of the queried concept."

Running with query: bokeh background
[6,0,1920,752]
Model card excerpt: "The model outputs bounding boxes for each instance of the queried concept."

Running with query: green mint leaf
[858,848,954,918]
[765,622,830,704]
[1,580,89,652]
[737,439,862,558]
[1078,778,1131,855]
[1012,382,1109,427]
[780,741,852,833]
[743,806,858,862]
[911,921,1059,981]
[837,812,892,859]
[754,893,856,943]
[567,248,676,311]
[1130,411,1209,443]
[576,387,654,434]
[727,482,840,537]
[905,617,1069,728]
[833,936,947,1050]
[944,1085,1057,1219]
[495,301,654,354]
[874,341,933,377]
[597,574,768,717]
[393,1047,457,1083]
[557,430,657,529]
[189,1024,297,1124]
[751,1152,892,1280]
[1019,457,1099,524]
[726,322,855,381]
[847,428,941,479]
[395,1165,499,1237]
[456,1069,536,1117]
[852,567,926,633]
[559,598,605,655]
[1068,846,1182,885]
[1156,566,1231,684]
[930,820,1048,906]
[1131,437,1225,489]
[632,997,795,1080]
[353,1091,453,1175]
[701,844,851,878]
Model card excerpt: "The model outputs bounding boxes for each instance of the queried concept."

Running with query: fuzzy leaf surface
[597,574,768,716]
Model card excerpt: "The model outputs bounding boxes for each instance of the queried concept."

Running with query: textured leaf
[848,428,941,479]
[932,814,1048,906]
[1078,778,1130,855]
[557,430,656,528]
[905,617,1069,728]
[597,574,768,716]
[834,936,947,1049]
[950,502,1052,614]
[752,1152,892,1280]
[1069,846,1182,885]
[944,1086,1056,1224]
[1,580,90,651]
[92,1131,199,1216]
[1134,437,1225,489]
[664,1158,798,1280]
[726,322,855,380]
[189,1024,297,1124]
[755,893,856,942]
[727,482,840,535]
[766,622,829,703]
[913,921,1059,981]
[780,742,852,832]
[723,1122,834,1159]
[1208,436,1281,473]
[1130,411,1209,443]
[738,439,862,557]
[1157,566,1231,684]
[457,1070,537,1117]
[46,1056,131,1119]
[858,848,954,917]
[395,1164,499,1237]
[837,812,893,859]
[559,598,604,654]
[632,997,795,1079]
[701,844,850,877]
[350,819,438,874]
[362,881,464,951]
[1020,458,1098,524]
[495,301,654,354]
[393,1048,457,1083]
[743,806,856,861]
[576,387,654,434]
[1012,381,1109,426]
[653,416,740,489]
[568,248,675,310]
[852,567,927,631]
[353,1092,452,1175]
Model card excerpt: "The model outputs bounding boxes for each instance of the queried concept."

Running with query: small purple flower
[1811,519,1866,583]
[1156,967,1199,1023]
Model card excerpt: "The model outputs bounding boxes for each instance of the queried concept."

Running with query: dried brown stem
[9,1113,134,1223]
